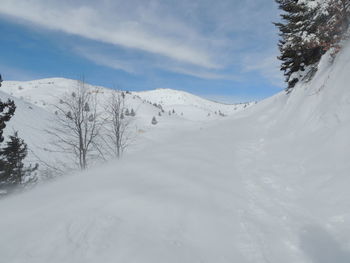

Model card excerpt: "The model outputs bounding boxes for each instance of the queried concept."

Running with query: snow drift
[0,43,350,262]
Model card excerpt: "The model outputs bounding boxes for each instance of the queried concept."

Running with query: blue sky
[0,0,283,103]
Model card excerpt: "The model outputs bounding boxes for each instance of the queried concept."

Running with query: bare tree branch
[46,78,104,170]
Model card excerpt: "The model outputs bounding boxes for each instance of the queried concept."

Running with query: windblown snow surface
[1,44,350,262]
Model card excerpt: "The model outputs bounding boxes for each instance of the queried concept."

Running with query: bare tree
[47,79,103,170]
[103,91,132,159]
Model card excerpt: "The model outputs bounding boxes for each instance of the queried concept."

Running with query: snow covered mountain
[135,88,253,120]
[1,78,253,172]
[2,78,252,121]
[0,90,54,167]
[1,43,350,263]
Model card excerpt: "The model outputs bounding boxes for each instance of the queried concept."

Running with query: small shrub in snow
[84,102,90,112]
[151,116,158,125]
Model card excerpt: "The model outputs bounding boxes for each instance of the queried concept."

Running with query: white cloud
[166,66,239,81]
[75,46,239,81]
[243,52,284,88]
[0,0,281,83]
[75,47,137,74]
[0,0,220,68]
[0,64,41,81]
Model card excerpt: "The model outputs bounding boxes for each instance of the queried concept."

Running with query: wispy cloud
[166,66,240,81]
[0,63,40,81]
[75,47,137,74]
[243,52,284,88]
[0,0,220,68]
[74,46,241,81]
[0,0,281,85]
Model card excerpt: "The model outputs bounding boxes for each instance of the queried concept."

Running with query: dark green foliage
[151,116,158,125]
[0,100,16,143]
[317,0,350,52]
[0,132,38,192]
[84,102,90,112]
[0,74,16,142]
[0,74,37,194]
[274,0,350,92]
[274,0,325,92]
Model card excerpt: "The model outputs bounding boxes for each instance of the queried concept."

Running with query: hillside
[1,79,252,173]
[2,78,251,121]
[0,43,350,263]
[0,91,56,167]
[135,88,253,120]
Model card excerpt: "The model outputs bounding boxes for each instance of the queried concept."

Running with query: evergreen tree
[0,100,15,143]
[275,0,325,92]
[275,0,350,92]
[0,74,37,194]
[0,132,38,191]
[130,108,136,117]
[316,0,350,53]
[84,102,90,112]
[151,116,158,125]
[0,74,16,142]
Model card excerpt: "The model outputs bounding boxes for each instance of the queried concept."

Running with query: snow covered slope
[1,78,251,169]
[0,90,55,166]
[1,43,350,263]
[135,88,253,120]
[2,78,251,121]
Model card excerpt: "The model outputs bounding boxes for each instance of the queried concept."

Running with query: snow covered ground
[135,88,253,120]
[0,90,54,167]
[0,43,350,262]
[1,78,251,121]
[1,78,249,172]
